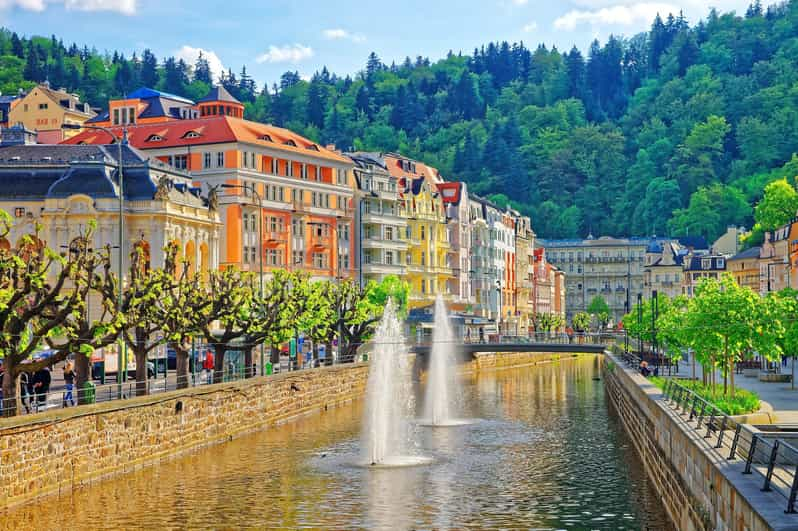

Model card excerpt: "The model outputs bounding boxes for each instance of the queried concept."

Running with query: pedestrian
[203,349,214,384]
[31,366,51,412]
[19,371,31,414]
[640,360,651,377]
[479,327,485,344]
[63,361,75,407]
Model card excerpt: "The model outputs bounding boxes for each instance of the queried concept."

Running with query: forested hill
[2,1,798,242]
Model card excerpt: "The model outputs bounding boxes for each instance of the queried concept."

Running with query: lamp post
[62,123,128,391]
[637,292,643,359]
[652,289,659,373]
[495,278,502,336]
[220,183,264,377]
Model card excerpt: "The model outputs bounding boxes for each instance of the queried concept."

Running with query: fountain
[420,295,470,427]
[362,300,432,467]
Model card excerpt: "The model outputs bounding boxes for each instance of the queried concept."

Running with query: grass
[649,376,761,416]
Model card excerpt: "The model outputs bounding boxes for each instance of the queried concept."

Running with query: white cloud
[256,44,314,64]
[0,0,135,13]
[175,45,226,83]
[0,0,45,10]
[63,0,135,15]
[554,3,677,30]
[522,21,537,32]
[323,28,366,43]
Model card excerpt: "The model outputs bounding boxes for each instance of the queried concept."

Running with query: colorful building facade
[65,87,354,282]
[8,83,95,143]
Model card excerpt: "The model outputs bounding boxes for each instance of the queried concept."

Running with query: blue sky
[1,0,759,88]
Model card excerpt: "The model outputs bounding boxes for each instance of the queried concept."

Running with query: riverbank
[1,350,594,511]
[603,352,797,530]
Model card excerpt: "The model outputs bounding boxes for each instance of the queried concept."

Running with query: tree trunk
[75,353,91,405]
[213,344,227,384]
[729,358,736,398]
[174,344,190,389]
[134,347,149,396]
[244,347,254,378]
[1,370,19,417]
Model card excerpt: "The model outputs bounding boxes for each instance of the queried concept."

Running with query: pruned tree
[0,214,116,416]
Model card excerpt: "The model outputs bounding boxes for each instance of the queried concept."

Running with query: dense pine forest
[2,0,798,242]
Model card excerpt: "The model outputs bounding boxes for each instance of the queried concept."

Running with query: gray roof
[730,246,761,261]
[0,144,205,205]
[198,86,241,104]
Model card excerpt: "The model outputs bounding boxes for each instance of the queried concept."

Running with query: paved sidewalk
[669,358,798,423]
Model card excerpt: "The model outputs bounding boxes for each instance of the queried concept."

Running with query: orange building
[86,87,199,127]
[64,87,355,282]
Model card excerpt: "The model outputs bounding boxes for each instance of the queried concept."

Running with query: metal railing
[661,379,798,514]
[1,352,359,418]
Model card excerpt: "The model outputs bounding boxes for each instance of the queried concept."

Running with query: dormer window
[306,144,319,151]
[183,131,201,139]
[259,134,273,142]
[147,134,164,142]
[284,139,297,147]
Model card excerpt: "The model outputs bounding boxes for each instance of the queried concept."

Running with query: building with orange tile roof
[63,87,354,282]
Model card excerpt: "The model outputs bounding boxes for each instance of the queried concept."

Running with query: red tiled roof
[437,182,462,204]
[62,116,350,164]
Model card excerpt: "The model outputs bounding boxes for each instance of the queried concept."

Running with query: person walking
[31,366,51,412]
[19,371,31,414]
[63,361,75,407]
[203,349,214,384]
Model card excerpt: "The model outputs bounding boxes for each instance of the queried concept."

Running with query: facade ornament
[154,175,171,201]
[207,185,219,212]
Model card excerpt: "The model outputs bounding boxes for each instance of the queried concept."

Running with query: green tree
[754,178,798,232]
[571,312,590,332]
[587,296,610,329]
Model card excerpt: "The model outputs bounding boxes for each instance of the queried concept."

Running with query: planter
[758,371,792,383]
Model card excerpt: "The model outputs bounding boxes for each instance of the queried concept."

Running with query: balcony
[265,230,288,243]
[362,262,406,276]
[291,200,310,214]
[361,238,409,250]
[361,211,407,225]
[308,233,332,248]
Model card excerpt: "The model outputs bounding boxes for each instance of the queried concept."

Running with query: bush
[650,377,760,416]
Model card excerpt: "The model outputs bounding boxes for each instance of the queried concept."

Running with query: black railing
[662,379,798,514]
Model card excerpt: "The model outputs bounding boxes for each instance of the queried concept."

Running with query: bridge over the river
[410,340,607,359]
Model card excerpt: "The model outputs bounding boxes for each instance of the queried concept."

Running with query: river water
[4,357,671,530]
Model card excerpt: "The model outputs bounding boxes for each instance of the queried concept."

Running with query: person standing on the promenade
[31,366,51,412]
[63,361,75,407]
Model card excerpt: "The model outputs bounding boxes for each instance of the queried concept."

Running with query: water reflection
[4,357,672,530]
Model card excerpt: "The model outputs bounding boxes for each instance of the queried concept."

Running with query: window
[420,226,425,240]
[306,144,319,151]
[313,252,326,269]
[260,134,273,142]
[215,152,224,167]
[284,139,297,147]
[203,152,211,169]
[702,259,711,270]
[172,155,188,170]
[385,251,394,265]
[337,169,347,184]
[14,207,25,218]
[38,102,48,110]
[271,158,278,174]
[315,166,321,181]
[183,131,201,139]
[292,218,304,238]
[717,258,725,269]
[341,254,350,270]
[292,250,304,266]
[286,161,293,177]
[385,227,394,241]
[421,279,426,294]
[421,252,426,266]
[267,249,282,266]
[301,164,307,180]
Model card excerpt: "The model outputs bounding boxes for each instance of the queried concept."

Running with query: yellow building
[384,154,453,309]
[728,246,761,291]
[8,83,95,143]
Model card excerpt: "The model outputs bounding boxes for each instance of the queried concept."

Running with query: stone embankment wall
[0,363,368,511]
[603,354,790,531]
[1,351,586,511]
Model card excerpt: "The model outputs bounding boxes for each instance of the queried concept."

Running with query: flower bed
[649,376,760,416]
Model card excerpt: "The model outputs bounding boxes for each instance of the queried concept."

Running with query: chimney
[326,143,336,151]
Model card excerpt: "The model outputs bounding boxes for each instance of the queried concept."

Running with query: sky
[0,0,763,88]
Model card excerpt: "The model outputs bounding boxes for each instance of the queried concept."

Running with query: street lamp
[220,183,264,377]
[62,122,128,391]
[495,279,502,336]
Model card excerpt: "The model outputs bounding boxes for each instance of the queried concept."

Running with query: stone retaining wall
[0,363,368,511]
[1,351,589,512]
[603,354,793,531]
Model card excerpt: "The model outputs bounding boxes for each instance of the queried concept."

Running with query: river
[3,356,671,530]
